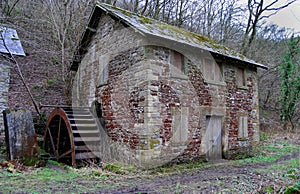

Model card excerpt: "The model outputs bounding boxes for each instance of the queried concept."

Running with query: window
[238,116,248,140]
[237,67,246,86]
[101,65,108,83]
[98,55,109,84]
[173,51,185,73]
[170,51,188,80]
[204,58,223,82]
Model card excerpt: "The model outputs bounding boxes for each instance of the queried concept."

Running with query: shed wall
[0,61,10,135]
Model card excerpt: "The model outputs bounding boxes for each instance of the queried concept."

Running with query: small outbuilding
[0,26,26,135]
[70,3,267,168]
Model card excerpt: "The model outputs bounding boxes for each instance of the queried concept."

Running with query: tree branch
[1,29,42,117]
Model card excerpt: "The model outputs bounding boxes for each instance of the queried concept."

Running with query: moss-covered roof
[97,3,267,70]
[71,3,267,71]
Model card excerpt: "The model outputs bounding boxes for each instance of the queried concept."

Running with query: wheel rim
[43,108,75,167]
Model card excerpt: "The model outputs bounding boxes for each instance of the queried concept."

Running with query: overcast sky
[266,0,300,32]
[238,0,300,33]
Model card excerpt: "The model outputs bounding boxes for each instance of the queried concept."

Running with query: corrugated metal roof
[0,26,26,56]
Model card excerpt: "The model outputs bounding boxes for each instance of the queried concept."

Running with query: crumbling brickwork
[72,14,260,168]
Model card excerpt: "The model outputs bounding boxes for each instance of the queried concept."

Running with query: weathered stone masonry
[72,5,262,167]
[0,61,10,135]
[94,44,258,165]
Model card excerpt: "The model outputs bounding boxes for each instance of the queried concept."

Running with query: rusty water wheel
[43,107,101,167]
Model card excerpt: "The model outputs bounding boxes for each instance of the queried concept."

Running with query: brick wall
[224,65,259,158]
[72,15,144,107]
[73,15,260,167]
[72,15,147,165]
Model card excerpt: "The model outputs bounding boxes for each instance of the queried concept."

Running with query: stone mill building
[70,3,268,168]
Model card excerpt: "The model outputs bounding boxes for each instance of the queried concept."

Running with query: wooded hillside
[1,0,299,130]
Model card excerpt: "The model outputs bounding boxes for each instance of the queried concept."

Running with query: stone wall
[0,60,10,135]
[3,110,38,161]
[73,14,260,167]
[72,15,145,107]
[72,15,147,165]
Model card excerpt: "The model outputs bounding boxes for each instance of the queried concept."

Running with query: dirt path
[101,152,300,193]
[0,131,299,193]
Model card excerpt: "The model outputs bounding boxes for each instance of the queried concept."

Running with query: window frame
[203,58,225,85]
[237,67,248,89]
[238,116,248,140]
[170,50,188,80]
[98,55,109,86]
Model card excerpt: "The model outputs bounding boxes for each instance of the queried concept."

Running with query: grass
[267,158,300,171]
[0,130,299,193]
[30,168,78,181]
[233,139,300,165]
[0,165,119,193]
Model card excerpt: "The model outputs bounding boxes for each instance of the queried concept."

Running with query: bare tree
[44,0,95,82]
[0,0,20,18]
[140,0,149,15]
[241,0,297,55]
[1,30,41,116]
[99,0,117,5]
[217,0,242,45]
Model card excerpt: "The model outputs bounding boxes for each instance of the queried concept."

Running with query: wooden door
[206,116,222,160]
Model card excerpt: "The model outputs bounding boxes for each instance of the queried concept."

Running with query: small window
[215,62,222,82]
[237,67,246,86]
[204,58,223,82]
[238,116,248,139]
[173,51,185,73]
[204,58,213,80]
[100,65,108,83]
[99,55,109,84]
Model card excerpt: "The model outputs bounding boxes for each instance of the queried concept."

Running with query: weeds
[284,168,300,179]
[284,182,300,194]
[283,168,300,194]
[103,163,126,174]
[1,147,6,154]
[0,130,299,193]
[260,132,270,141]
[234,139,300,165]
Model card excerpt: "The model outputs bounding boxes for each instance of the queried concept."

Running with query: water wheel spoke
[44,107,101,167]
[56,117,62,153]
[47,127,58,159]
[58,149,73,159]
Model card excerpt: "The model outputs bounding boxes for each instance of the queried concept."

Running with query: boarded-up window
[171,107,189,145]
[215,62,222,82]
[99,55,109,84]
[204,58,214,80]
[204,58,223,82]
[237,67,246,86]
[238,116,248,139]
[102,65,107,83]
[173,51,184,72]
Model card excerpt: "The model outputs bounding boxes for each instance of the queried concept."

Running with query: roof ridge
[96,2,267,69]
[71,2,268,70]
